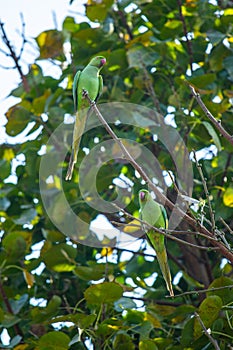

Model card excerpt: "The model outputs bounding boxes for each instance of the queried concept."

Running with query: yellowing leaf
[224,8,233,15]
[14,345,28,350]
[36,30,64,59]
[101,247,113,256]
[23,269,35,288]
[3,149,14,161]
[144,312,161,328]
[123,219,141,233]
[223,187,233,207]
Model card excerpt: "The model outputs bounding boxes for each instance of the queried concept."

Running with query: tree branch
[112,204,219,250]
[168,284,233,298]
[0,280,23,337]
[193,152,216,232]
[82,90,233,263]
[194,312,221,350]
[177,0,193,73]
[189,85,233,146]
[0,20,29,92]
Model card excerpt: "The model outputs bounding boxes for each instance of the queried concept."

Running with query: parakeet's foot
[65,158,75,181]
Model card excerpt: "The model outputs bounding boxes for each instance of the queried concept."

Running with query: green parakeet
[66,56,106,180]
[139,189,174,297]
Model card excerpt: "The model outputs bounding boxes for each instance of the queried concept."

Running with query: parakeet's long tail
[65,110,88,181]
[156,249,174,297]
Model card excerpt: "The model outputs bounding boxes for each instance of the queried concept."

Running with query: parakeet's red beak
[140,192,146,201]
[100,58,106,66]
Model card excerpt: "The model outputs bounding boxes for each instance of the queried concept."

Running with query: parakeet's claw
[65,155,75,181]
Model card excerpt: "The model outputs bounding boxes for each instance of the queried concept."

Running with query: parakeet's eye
[100,58,106,66]
[140,192,146,201]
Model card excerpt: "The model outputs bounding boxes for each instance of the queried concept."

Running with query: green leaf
[42,243,77,272]
[0,197,11,211]
[139,340,158,350]
[181,317,194,346]
[36,30,64,59]
[2,232,27,262]
[127,45,158,68]
[209,43,231,71]
[113,333,135,350]
[86,0,114,22]
[13,208,38,225]
[0,160,11,180]
[74,265,105,281]
[72,313,96,329]
[114,297,137,312]
[207,276,233,304]
[5,105,31,136]
[38,331,70,350]
[46,295,62,314]
[10,294,28,315]
[7,335,22,348]
[31,296,61,323]
[1,313,20,328]
[84,282,123,305]
[202,121,221,150]
[188,73,216,90]
[194,295,222,339]
[0,308,4,322]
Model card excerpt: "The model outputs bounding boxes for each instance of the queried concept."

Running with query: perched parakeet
[66,56,106,180]
[139,189,174,297]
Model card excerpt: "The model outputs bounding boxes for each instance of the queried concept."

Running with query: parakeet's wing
[95,75,103,102]
[139,190,174,297]
[72,70,81,112]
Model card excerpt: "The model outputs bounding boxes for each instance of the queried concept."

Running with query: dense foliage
[0,0,233,349]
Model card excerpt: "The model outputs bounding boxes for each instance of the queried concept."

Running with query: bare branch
[193,152,216,232]
[0,20,29,92]
[219,217,233,235]
[168,284,233,298]
[189,84,233,146]
[177,0,193,73]
[18,13,27,59]
[112,203,218,250]
[82,89,233,264]
[194,312,221,350]
[0,279,23,337]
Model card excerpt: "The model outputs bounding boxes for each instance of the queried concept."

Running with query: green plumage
[139,189,174,297]
[66,56,106,180]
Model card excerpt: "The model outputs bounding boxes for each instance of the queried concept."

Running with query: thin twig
[167,284,233,298]
[112,203,218,250]
[112,219,220,242]
[0,21,29,92]
[113,246,155,258]
[194,312,221,350]
[193,152,216,233]
[177,0,193,73]
[142,64,162,114]
[117,10,134,40]
[123,294,181,306]
[219,217,233,235]
[82,90,233,264]
[189,85,233,146]
[0,280,23,337]
[18,13,27,59]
